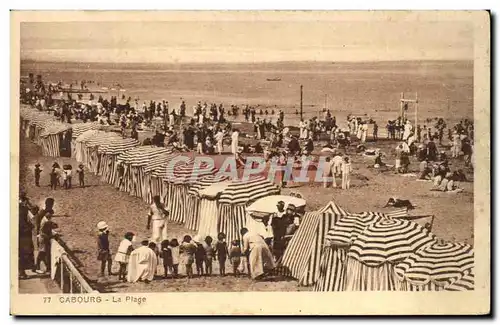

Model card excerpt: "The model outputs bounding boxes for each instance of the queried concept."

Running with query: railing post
[60,258,64,293]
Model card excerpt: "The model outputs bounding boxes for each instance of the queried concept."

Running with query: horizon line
[20,58,473,65]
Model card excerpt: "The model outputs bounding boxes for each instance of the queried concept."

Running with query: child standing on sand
[229,240,242,275]
[96,221,112,277]
[76,164,85,187]
[169,238,180,277]
[215,232,229,276]
[34,163,42,187]
[115,232,134,282]
[160,239,172,278]
[180,235,196,278]
[194,236,206,276]
[204,236,214,275]
[341,156,352,190]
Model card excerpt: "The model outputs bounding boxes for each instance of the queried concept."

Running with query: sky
[20,20,474,63]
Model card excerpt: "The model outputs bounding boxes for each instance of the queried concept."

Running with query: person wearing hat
[96,221,113,277]
[34,163,42,187]
[115,232,135,282]
[127,238,158,283]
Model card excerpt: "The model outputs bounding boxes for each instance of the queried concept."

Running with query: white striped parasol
[217,176,280,205]
[443,269,475,291]
[325,212,387,246]
[348,218,436,267]
[394,241,474,287]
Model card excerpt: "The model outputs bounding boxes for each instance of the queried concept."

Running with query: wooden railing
[50,239,99,294]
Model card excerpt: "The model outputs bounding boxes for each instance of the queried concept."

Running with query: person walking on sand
[147,195,169,245]
[341,156,352,190]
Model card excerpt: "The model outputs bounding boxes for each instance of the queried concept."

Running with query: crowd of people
[19,73,475,285]
[99,196,302,283]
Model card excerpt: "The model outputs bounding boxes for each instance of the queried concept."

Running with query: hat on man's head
[287,204,296,211]
[277,201,285,206]
[97,221,109,231]
[35,163,41,167]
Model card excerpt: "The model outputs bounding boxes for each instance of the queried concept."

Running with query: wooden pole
[300,85,303,120]
[400,92,404,121]
[415,92,418,129]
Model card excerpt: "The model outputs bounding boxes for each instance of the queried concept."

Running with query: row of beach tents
[19,105,474,292]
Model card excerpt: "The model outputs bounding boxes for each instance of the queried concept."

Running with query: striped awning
[348,218,436,267]
[40,122,71,137]
[75,129,101,143]
[143,152,182,177]
[162,159,218,184]
[85,132,121,148]
[217,176,280,205]
[116,146,171,167]
[394,241,474,287]
[187,175,232,196]
[98,138,140,155]
[443,269,474,291]
[72,122,102,138]
[325,212,387,246]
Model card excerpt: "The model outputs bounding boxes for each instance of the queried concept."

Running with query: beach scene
[16,17,475,296]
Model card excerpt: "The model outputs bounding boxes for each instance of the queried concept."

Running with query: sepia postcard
[10,10,490,315]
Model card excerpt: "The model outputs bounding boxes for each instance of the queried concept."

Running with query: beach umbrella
[246,195,306,215]
[443,269,475,291]
[394,241,474,291]
[314,212,387,292]
[345,218,436,291]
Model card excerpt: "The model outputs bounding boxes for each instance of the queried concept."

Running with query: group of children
[110,230,247,282]
[34,162,85,189]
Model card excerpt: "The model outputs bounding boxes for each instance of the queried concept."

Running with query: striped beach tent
[185,175,232,231]
[192,177,280,243]
[74,129,100,163]
[345,218,436,291]
[314,212,388,292]
[71,122,102,157]
[143,152,180,204]
[161,158,217,224]
[39,122,72,157]
[394,241,474,291]
[280,200,349,286]
[115,146,171,198]
[98,138,140,184]
[83,132,122,173]
[443,269,475,291]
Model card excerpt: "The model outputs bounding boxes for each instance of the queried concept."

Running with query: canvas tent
[279,200,349,286]
[191,177,280,243]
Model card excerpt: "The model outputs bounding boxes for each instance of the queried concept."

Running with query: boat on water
[266,77,281,82]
